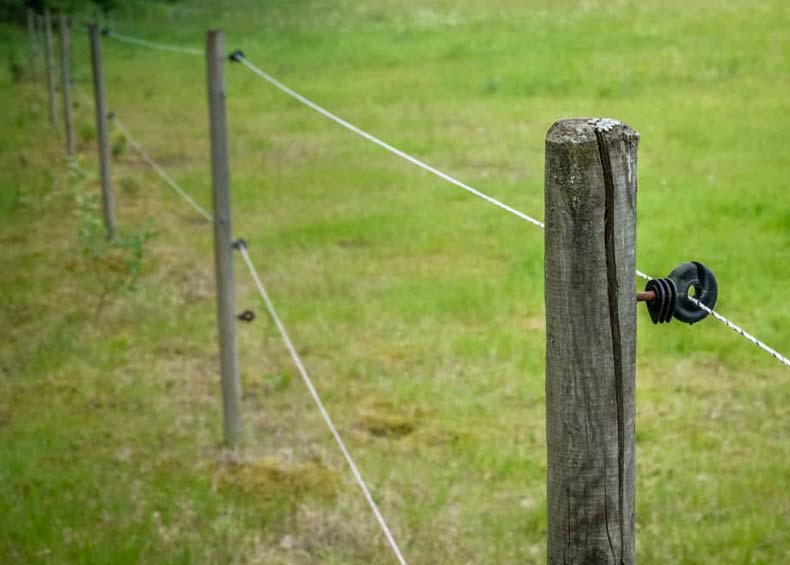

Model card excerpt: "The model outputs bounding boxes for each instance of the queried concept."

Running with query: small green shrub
[70,170,156,316]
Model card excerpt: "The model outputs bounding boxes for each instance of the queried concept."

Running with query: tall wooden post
[58,14,75,158]
[544,118,639,564]
[89,23,115,239]
[206,30,242,446]
[43,9,57,130]
[26,8,38,80]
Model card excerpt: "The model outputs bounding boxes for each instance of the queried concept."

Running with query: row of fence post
[28,9,74,155]
[26,9,639,562]
[26,9,242,449]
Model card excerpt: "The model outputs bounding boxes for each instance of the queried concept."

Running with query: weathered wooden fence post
[58,14,75,158]
[43,9,57,130]
[26,8,38,80]
[206,30,242,446]
[88,23,116,239]
[544,118,639,564]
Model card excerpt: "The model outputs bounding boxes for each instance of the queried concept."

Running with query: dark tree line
[2,1,126,23]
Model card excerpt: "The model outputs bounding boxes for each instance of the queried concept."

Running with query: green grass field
[1,0,788,562]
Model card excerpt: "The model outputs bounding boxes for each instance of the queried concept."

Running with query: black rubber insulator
[646,277,675,324]
[232,238,247,250]
[644,262,718,325]
[668,261,718,325]
[661,278,676,322]
[644,279,662,323]
[228,49,245,62]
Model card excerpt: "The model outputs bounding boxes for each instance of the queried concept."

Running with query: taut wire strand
[635,271,788,367]
[80,78,412,551]
[73,31,789,367]
[688,296,789,366]
[236,55,546,229]
[105,30,202,56]
[237,243,409,564]
[111,116,214,223]
[236,55,787,368]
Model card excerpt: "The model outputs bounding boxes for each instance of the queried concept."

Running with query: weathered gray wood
[88,23,115,239]
[206,30,242,446]
[43,9,57,130]
[544,118,638,564]
[26,8,38,80]
[58,14,75,158]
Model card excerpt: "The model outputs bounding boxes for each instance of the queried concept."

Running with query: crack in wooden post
[596,129,626,564]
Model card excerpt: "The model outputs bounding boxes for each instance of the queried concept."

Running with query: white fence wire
[45,19,790,563]
[238,243,408,564]
[80,85,409,561]
[98,29,790,368]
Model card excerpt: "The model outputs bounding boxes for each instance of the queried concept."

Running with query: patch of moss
[359,410,416,439]
[213,456,337,501]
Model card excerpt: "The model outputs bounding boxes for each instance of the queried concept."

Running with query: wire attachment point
[236,310,255,323]
[643,261,718,325]
[232,238,247,250]
[228,49,245,62]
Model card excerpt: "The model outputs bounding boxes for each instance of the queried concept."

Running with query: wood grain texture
[544,118,638,564]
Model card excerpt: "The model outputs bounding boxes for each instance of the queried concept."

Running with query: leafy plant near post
[68,163,155,316]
